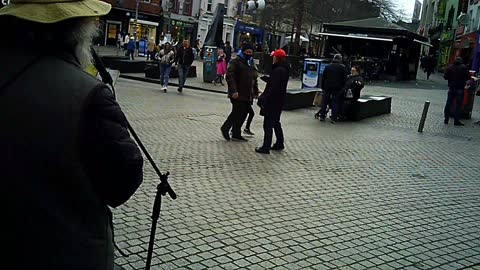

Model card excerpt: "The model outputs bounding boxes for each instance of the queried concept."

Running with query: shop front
[438,30,454,71]
[167,19,197,45]
[451,32,477,70]
[99,8,161,46]
[233,21,264,50]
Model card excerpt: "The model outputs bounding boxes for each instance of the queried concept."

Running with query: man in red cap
[255,49,290,154]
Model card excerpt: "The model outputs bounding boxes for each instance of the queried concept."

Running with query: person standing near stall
[319,54,349,123]
[443,57,470,126]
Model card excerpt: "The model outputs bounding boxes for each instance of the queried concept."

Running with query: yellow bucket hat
[0,0,111,24]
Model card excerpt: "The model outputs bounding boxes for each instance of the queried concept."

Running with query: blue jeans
[444,88,464,122]
[320,91,342,120]
[262,113,284,149]
[159,64,172,86]
[177,64,191,90]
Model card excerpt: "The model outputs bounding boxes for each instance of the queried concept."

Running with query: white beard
[70,18,99,69]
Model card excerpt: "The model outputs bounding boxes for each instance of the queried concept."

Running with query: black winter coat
[257,61,290,116]
[1,49,143,270]
[226,56,259,102]
[344,75,364,101]
[444,62,470,89]
[321,62,349,92]
[175,46,195,66]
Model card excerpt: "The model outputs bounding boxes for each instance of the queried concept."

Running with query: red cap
[270,49,287,58]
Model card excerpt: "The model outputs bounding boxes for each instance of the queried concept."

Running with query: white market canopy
[285,34,309,42]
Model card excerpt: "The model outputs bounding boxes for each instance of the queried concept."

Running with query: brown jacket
[226,56,259,102]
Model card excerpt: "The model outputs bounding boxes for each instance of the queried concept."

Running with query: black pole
[418,101,430,132]
[90,48,177,270]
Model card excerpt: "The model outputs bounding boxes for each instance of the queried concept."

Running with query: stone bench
[350,95,392,120]
[283,88,319,111]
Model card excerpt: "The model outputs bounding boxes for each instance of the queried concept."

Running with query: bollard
[418,101,430,133]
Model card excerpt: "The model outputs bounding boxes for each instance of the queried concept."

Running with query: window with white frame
[476,6,480,31]
[207,0,213,12]
[183,0,192,15]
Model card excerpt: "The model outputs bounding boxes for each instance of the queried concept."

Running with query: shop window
[183,0,192,15]
[207,0,212,12]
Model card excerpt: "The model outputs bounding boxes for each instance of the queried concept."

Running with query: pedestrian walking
[123,33,130,50]
[156,42,175,92]
[424,54,436,80]
[319,54,349,123]
[127,36,135,60]
[213,51,227,85]
[117,32,123,49]
[255,49,289,154]
[147,37,156,61]
[443,56,471,126]
[224,41,233,64]
[221,43,259,141]
[175,39,195,93]
[0,1,144,269]
[244,105,255,135]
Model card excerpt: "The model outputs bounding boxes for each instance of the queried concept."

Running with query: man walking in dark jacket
[444,57,470,126]
[255,49,290,154]
[175,39,195,93]
[319,54,349,123]
[221,43,259,141]
[0,1,143,269]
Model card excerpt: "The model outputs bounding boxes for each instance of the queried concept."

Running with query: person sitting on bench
[341,65,364,120]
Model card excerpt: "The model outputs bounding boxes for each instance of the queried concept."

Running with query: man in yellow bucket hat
[0,1,144,269]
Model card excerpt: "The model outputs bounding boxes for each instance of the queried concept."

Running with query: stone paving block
[112,79,480,270]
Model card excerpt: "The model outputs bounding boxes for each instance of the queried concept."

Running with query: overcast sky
[398,0,416,20]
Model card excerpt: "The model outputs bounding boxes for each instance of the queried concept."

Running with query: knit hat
[333,54,343,62]
[241,43,254,52]
[270,49,287,58]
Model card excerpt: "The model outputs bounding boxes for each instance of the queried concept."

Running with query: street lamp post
[134,0,140,40]
[165,1,174,38]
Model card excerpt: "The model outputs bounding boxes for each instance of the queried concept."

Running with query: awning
[317,32,393,42]
[413,39,433,47]
[129,19,159,27]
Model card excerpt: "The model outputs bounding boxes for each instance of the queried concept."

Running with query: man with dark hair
[444,56,471,126]
[319,54,349,123]
[255,49,290,154]
[175,39,196,93]
[221,43,259,141]
[0,1,144,269]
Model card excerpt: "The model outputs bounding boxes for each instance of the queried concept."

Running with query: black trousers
[245,105,254,130]
[262,113,284,149]
[444,88,464,122]
[222,99,250,137]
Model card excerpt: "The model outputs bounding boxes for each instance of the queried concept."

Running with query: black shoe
[177,87,183,93]
[454,121,465,126]
[244,129,255,135]
[255,147,270,154]
[271,144,285,151]
[319,117,325,121]
[221,127,230,141]
[231,136,248,142]
[444,119,449,124]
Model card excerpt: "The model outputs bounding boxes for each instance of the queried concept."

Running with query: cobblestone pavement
[112,78,480,270]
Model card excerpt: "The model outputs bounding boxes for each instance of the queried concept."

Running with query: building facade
[97,0,200,46]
